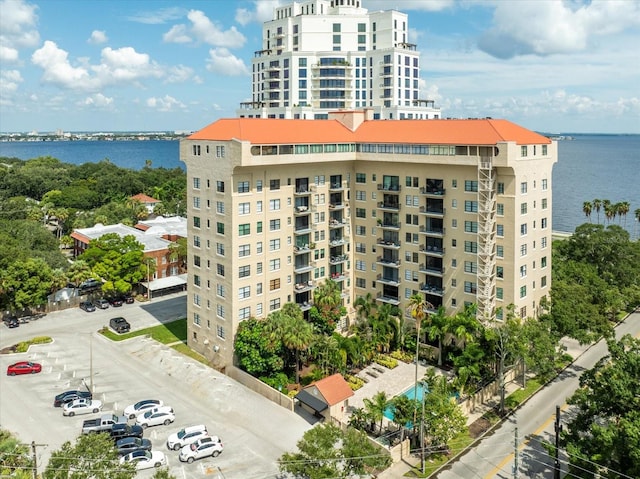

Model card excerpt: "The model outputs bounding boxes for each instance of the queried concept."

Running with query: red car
[7,361,42,376]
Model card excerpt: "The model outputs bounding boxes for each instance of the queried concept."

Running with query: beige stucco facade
[180,115,558,369]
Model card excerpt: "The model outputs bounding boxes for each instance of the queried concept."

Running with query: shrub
[374,354,398,369]
[344,374,365,391]
[389,349,413,363]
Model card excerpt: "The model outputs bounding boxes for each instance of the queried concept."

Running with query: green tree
[44,432,136,479]
[266,306,314,384]
[234,318,284,377]
[0,429,32,478]
[421,374,467,453]
[426,305,449,366]
[279,423,390,479]
[562,335,640,479]
[592,198,602,224]
[1,258,53,310]
[363,391,390,434]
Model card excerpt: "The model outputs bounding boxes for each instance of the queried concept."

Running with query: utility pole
[29,441,46,479]
[554,405,562,479]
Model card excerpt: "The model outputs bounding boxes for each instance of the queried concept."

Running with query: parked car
[109,297,123,307]
[82,413,127,434]
[109,317,130,333]
[124,399,163,419]
[3,316,19,328]
[95,298,109,309]
[178,436,223,463]
[119,450,167,470]
[110,423,144,441]
[79,301,96,312]
[115,437,152,456]
[123,294,135,304]
[63,398,103,416]
[166,424,208,451]
[7,361,41,376]
[136,406,175,428]
[54,389,92,407]
[78,279,102,294]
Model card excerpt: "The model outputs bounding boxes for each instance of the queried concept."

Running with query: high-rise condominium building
[237,0,440,120]
[181,111,557,369]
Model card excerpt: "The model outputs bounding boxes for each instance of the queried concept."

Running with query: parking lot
[0,295,311,478]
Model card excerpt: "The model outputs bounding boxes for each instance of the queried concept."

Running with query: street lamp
[146,259,152,302]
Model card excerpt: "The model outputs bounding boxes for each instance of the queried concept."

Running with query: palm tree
[354,292,375,322]
[582,201,592,222]
[604,201,616,224]
[363,391,390,434]
[406,294,433,425]
[635,208,640,240]
[266,307,315,384]
[426,306,449,366]
[618,201,630,227]
[592,199,602,224]
[449,303,481,347]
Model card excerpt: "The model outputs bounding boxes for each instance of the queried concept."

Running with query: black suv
[54,389,92,407]
[110,423,144,441]
[115,436,152,456]
[79,301,96,312]
[109,317,130,334]
[78,279,102,294]
[3,316,19,328]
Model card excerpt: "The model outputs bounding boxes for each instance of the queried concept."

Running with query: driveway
[0,294,312,478]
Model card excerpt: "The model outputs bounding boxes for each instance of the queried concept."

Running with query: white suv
[179,436,223,463]
[166,424,208,451]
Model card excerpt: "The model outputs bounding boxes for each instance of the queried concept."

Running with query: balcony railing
[378,202,401,211]
[377,184,401,192]
[419,226,445,236]
[419,206,445,216]
[420,284,445,296]
[377,256,401,267]
[420,187,446,196]
[420,245,445,255]
[377,238,401,249]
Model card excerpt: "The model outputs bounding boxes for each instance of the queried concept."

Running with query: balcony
[377,238,401,249]
[294,262,313,273]
[294,225,312,234]
[329,237,348,246]
[294,244,312,255]
[294,205,310,216]
[377,184,401,192]
[379,221,401,230]
[377,256,400,268]
[377,274,400,286]
[329,219,346,229]
[299,300,314,312]
[419,245,445,256]
[329,183,345,191]
[419,225,445,237]
[294,281,315,293]
[294,186,311,196]
[376,293,400,305]
[420,284,445,296]
[329,254,348,265]
[328,202,346,210]
[419,206,445,217]
[330,271,348,282]
[420,187,446,196]
[419,264,445,276]
[378,201,401,211]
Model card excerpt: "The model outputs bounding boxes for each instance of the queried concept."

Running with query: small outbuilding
[296,373,354,423]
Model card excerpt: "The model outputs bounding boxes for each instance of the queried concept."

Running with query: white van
[166,424,208,451]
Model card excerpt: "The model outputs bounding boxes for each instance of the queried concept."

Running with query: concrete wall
[226,365,295,411]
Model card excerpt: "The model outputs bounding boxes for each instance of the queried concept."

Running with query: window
[464,281,477,294]
[464,201,478,212]
[541,275,547,287]
[355,260,366,271]
[216,304,225,318]
[238,181,249,193]
[239,224,250,236]
[193,255,201,267]
[216,145,225,158]
[521,202,528,215]
[270,278,281,290]
[542,178,548,190]
[355,225,366,236]
[216,222,224,234]
[270,179,280,190]
[542,198,548,209]
[541,218,548,229]
[216,325,226,339]
[257,221,263,233]
[520,244,528,256]
[521,146,528,157]
[239,265,251,278]
[355,190,366,201]
[216,284,225,297]
[356,173,366,183]
[216,201,225,214]
[238,306,251,320]
[521,182,528,194]
[541,237,548,248]
[464,180,478,192]
[464,221,478,233]
[193,217,201,228]
[239,286,250,299]
[193,235,201,248]
[238,202,250,215]
[464,241,477,253]
[256,262,263,274]
[497,182,505,194]
[269,219,280,231]
[193,197,200,209]
[520,285,527,298]
[521,223,527,236]
[497,245,504,258]
[497,224,504,237]
[464,261,478,273]
[269,258,281,271]
[194,274,201,287]
[269,239,281,251]
[216,181,225,193]
[216,242,225,255]
[497,203,504,215]
[542,145,548,155]
[270,298,281,311]
[497,266,503,278]
[269,199,281,211]
[239,244,250,257]
[541,256,547,268]
[520,265,527,277]
[452,179,457,188]
[356,208,366,218]
[497,287,503,300]
[356,278,366,288]
[193,177,201,189]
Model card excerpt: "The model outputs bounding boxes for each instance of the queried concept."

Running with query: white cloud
[126,7,186,25]
[163,24,191,44]
[205,48,250,76]
[0,45,19,63]
[31,41,163,91]
[88,30,108,44]
[0,0,40,64]
[478,0,640,58]
[146,95,186,112]
[235,1,282,26]
[366,0,454,12]
[165,65,194,84]
[79,93,114,108]
[0,68,23,95]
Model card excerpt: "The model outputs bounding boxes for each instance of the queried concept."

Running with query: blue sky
[1,0,639,134]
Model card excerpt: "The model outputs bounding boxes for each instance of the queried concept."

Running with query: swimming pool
[383,382,427,421]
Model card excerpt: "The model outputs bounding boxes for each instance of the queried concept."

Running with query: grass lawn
[100,318,187,344]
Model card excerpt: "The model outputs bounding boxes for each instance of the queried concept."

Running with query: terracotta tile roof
[130,193,159,203]
[308,373,354,406]
[187,117,550,146]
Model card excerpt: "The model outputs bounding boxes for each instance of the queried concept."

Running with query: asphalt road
[435,310,640,479]
[0,294,312,478]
